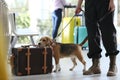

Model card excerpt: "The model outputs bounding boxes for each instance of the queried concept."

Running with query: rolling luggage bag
[61,5,81,43]
[11,47,53,76]
[74,12,88,49]
[74,26,88,49]
[62,17,81,43]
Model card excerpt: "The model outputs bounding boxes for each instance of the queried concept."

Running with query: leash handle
[56,14,75,38]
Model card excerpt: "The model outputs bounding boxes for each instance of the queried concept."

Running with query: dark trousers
[85,0,119,58]
[52,9,62,39]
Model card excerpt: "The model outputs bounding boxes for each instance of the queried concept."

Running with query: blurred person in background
[51,0,70,39]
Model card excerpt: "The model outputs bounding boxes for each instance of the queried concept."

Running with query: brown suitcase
[11,47,53,76]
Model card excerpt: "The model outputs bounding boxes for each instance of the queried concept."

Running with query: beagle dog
[38,36,88,72]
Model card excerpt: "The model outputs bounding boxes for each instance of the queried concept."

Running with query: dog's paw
[69,68,73,71]
[53,68,61,72]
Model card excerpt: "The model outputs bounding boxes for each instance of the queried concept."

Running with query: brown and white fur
[38,36,88,72]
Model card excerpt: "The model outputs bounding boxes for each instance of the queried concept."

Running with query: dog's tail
[79,36,88,46]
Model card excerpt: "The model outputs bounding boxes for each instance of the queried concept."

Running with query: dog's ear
[46,37,53,45]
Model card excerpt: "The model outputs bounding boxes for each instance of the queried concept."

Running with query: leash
[55,10,112,39]
[98,11,112,23]
[83,10,112,24]
[55,10,84,39]
[55,14,76,39]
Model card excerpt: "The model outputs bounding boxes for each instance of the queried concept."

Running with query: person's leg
[98,11,119,76]
[97,0,119,76]
[99,12,119,76]
[83,1,102,75]
[52,12,56,38]
[52,9,62,39]
[98,12,119,57]
[85,0,102,59]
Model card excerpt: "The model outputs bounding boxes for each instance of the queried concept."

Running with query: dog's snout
[38,43,41,45]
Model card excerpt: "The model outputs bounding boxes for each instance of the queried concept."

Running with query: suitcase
[74,26,88,49]
[11,47,53,76]
[61,5,82,43]
[74,12,88,49]
[62,17,81,43]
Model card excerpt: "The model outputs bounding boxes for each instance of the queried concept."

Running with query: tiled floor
[11,27,120,80]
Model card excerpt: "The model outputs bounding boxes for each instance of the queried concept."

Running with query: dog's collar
[50,40,57,47]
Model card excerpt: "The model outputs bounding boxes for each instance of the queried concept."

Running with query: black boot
[83,58,101,75]
[107,55,117,76]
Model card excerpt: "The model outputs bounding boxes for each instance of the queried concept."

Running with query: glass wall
[5,0,120,38]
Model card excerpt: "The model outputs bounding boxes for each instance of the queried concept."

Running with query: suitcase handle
[25,48,31,75]
[42,47,47,73]
[21,45,38,48]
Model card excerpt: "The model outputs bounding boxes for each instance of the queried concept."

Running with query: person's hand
[108,0,115,12]
[75,6,82,15]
